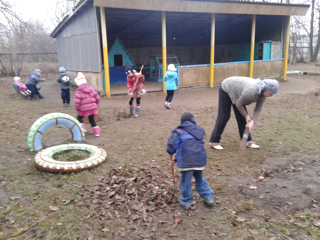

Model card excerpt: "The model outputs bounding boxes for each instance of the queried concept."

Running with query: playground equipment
[149,55,179,81]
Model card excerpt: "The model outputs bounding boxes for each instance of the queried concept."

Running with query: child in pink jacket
[125,66,146,118]
[74,72,100,136]
[14,77,30,96]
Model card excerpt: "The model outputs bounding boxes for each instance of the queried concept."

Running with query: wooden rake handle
[240,126,250,151]
[170,155,175,184]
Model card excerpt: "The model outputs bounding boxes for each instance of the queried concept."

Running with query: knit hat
[257,79,279,95]
[75,72,87,86]
[34,69,41,73]
[168,64,177,71]
[181,113,196,125]
[125,66,133,75]
[14,77,21,81]
[59,67,66,73]
[265,79,279,95]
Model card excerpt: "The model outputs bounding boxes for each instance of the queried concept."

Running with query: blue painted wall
[108,37,135,67]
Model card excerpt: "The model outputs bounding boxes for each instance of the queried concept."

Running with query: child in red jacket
[74,72,100,136]
[125,66,146,118]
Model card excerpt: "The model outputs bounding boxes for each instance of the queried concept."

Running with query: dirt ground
[1,62,320,239]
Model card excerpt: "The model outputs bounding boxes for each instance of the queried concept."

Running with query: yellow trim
[100,7,111,98]
[162,12,167,93]
[210,13,215,88]
[283,16,290,81]
[249,15,256,78]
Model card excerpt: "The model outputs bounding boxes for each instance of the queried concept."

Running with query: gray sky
[12,0,57,30]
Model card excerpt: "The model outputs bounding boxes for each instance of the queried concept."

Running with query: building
[50,0,309,96]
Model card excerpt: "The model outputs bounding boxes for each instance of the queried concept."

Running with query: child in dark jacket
[166,113,214,210]
[26,69,45,101]
[56,67,73,107]
[74,72,100,136]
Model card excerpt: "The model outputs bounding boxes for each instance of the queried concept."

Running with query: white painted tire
[27,113,85,152]
[35,144,107,173]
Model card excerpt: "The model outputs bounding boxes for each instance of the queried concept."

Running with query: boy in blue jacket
[166,113,214,210]
[26,69,45,101]
[56,67,73,107]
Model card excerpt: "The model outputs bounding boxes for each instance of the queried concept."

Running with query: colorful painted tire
[28,113,85,152]
[35,144,107,173]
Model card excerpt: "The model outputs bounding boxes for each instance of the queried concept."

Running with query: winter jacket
[164,71,178,91]
[26,72,45,86]
[74,84,100,112]
[56,73,73,89]
[14,81,27,91]
[166,121,207,169]
[127,70,145,94]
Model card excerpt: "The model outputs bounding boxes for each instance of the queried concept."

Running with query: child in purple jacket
[74,72,100,136]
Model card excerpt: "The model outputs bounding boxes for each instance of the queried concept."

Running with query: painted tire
[27,113,85,152]
[35,144,107,173]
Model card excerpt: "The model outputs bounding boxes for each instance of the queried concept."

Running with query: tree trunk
[310,0,316,61]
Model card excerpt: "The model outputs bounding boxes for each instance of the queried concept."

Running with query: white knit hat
[14,77,21,81]
[75,72,87,86]
[168,64,177,71]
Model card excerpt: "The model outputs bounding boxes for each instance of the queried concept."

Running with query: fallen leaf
[236,217,246,222]
[249,186,257,190]
[101,227,109,232]
[49,206,59,211]
[313,220,320,227]
[173,218,181,225]
[10,196,21,200]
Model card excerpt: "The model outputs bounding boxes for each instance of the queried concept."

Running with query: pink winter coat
[127,70,145,94]
[74,84,100,113]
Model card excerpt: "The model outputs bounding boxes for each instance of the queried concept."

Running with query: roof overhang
[93,0,309,16]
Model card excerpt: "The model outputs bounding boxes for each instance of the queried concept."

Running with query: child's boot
[93,126,100,136]
[167,102,171,109]
[129,105,134,115]
[134,106,140,118]
[164,101,168,108]
[81,123,87,132]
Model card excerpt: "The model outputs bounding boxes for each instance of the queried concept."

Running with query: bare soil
[1,62,320,239]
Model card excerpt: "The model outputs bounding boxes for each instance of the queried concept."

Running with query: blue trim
[178,59,284,69]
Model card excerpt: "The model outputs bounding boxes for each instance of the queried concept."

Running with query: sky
[11,0,59,31]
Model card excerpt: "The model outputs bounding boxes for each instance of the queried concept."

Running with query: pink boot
[81,123,87,133]
[93,126,100,137]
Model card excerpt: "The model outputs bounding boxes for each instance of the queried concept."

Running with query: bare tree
[50,0,80,29]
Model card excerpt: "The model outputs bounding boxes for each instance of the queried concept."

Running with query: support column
[162,11,167,93]
[283,16,290,81]
[249,15,256,78]
[209,13,215,88]
[100,7,111,98]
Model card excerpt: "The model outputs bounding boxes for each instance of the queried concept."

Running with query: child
[125,66,146,118]
[13,77,30,96]
[26,69,45,101]
[74,72,100,136]
[166,113,214,210]
[164,64,178,109]
[56,67,73,107]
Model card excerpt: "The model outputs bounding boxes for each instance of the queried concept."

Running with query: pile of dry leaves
[80,164,185,224]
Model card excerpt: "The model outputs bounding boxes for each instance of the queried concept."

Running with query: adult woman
[209,76,279,150]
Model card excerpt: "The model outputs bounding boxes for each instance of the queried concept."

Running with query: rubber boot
[134,107,140,118]
[93,126,100,136]
[81,123,87,132]
[129,105,134,115]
